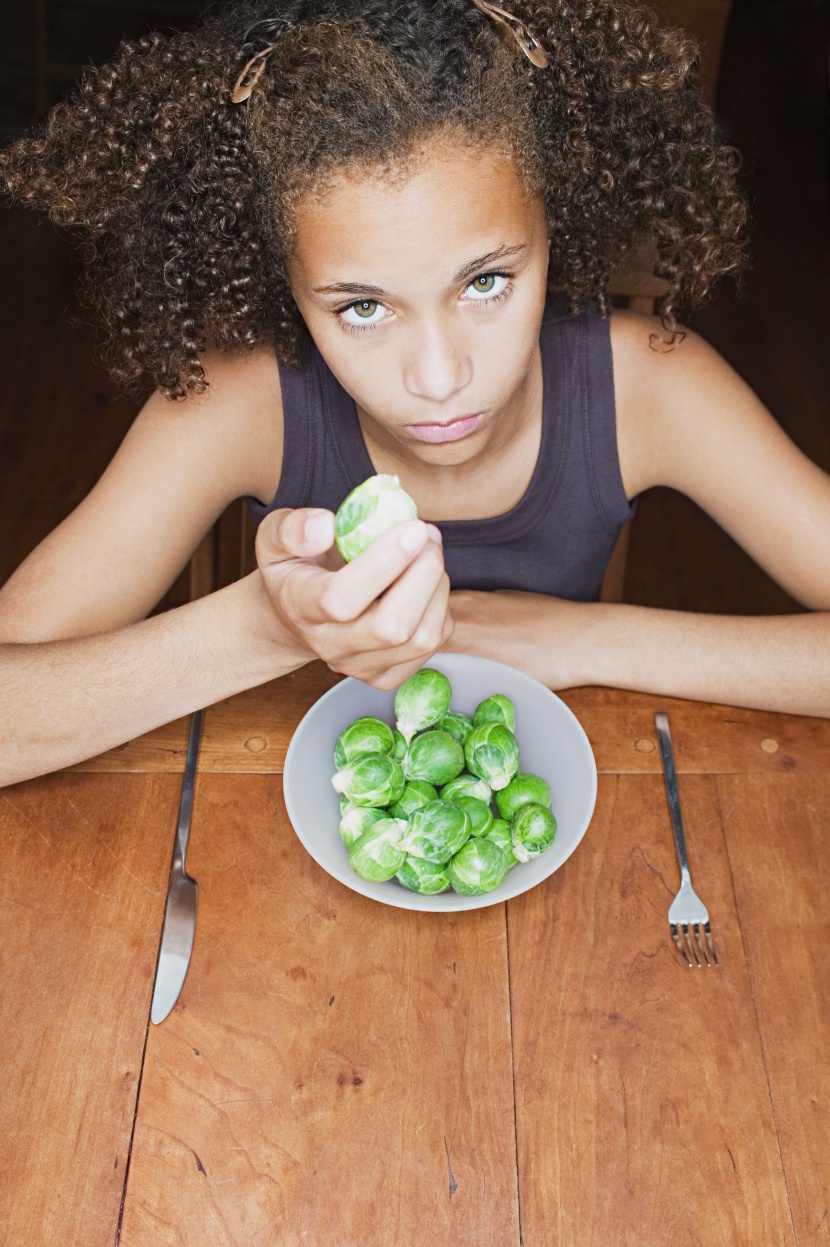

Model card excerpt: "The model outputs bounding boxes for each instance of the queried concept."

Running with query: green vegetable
[394,668,453,744]
[495,772,552,820]
[511,803,556,863]
[439,772,493,804]
[447,838,510,895]
[332,752,406,807]
[334,474,418,562]
[396,856,451,895]
[453,795,494,838]
[403,729,464,786]
[388,779,438,819]
[464,721,520,791]
[333,716,395,769]
[485,818,519,868]
[437,710,474,745]
[348,818,408,882]
[397,800,471,865]
[473,694,516,732]
[391,729,408,763]
[339,802,386,850]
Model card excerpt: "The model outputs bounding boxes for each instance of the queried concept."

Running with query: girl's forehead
[289,138,545,279]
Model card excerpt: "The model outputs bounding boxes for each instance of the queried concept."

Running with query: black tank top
[247,296,634,602]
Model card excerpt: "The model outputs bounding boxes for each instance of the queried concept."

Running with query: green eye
[471,274,496,294]
[354,299,378,318]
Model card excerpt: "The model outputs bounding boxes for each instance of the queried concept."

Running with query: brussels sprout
[447,838,510,896]
[339,802,387,850]
[473,694,516,732]
[388,779,438,819]
[495,772,552,821]
[333,716,395,769]
[485,818,519,868]
[439,772,493,804]
[397,800,471,865]
[437,710,474,745]
[391,729,408,763]
[396,856,451,895]
[464,722,520,791]
[332,752,406,807]
[348,818,408,882]
[334,474,418,562]
[453,795,494,838]
[394,668,453,744]
[511,802,556,863]
[403,729,464,786]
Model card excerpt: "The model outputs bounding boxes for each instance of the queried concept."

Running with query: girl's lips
[406,413,483,444]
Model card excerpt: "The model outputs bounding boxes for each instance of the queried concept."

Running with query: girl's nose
[402,318,472,403]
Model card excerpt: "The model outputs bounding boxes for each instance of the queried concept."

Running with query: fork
[654,712,719,968]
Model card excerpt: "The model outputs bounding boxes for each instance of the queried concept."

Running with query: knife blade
[151,708,203,1025]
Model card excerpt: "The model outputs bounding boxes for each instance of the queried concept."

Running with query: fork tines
[671,921,718,968]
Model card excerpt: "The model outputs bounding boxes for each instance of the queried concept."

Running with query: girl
[1,0,828,789]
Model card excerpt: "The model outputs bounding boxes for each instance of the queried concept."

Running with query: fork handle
[654,713,691,883]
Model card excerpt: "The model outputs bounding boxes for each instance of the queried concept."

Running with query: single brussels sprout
[348,818,408,882]
[391,729,408,763]
[403,729,464,786]
[511,802,556,863]
[334,474,418,562]
[332,752,405,807]
[388,779,438,819]
[394,668,453,744]
[495,772,552,821]
[447,838,510,896]
[439,772,493,804]
[333,716,395,769]
[453,795,494,838]
[397,800,471,865]
[464,721,520,791]
[473,694,516,733]
[396,856,451,895]
[339,802,387,850]
[437,710,474,745]
[485,818,519,868]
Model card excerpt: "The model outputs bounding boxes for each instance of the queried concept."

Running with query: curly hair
[0,0,747,398]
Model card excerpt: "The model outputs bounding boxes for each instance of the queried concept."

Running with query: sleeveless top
[246,296,635,602]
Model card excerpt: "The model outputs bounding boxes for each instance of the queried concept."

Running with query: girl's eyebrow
[312,243,529,298]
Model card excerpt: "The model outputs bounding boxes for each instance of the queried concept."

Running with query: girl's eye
[338,299,389,330]
[463,272,510,302]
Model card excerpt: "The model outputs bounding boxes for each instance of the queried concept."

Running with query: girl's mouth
[405,413,484,444]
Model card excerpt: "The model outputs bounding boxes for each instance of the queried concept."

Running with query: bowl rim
[283,653,597,912]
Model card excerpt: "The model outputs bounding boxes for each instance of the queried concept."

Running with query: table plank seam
[504,899,526,1247]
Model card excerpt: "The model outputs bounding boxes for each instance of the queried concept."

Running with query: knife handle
[174,709,204,870]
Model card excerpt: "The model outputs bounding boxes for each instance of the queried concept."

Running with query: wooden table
[2,666,829,1246]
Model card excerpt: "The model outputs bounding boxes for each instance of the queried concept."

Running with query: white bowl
[283,653,597,912]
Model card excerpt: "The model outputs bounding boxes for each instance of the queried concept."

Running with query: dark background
[1,0,828,616]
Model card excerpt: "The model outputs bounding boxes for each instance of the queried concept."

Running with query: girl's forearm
[0,572,311,788]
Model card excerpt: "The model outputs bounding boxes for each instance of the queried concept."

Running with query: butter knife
[151,709,203,1025]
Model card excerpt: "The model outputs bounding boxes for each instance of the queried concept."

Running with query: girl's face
[285,136,550,466]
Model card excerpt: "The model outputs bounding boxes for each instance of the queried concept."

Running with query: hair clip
[231,44,278,103]
[472,0,549,68]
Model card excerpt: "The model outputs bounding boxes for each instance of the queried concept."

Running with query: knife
[151,709,203,1025]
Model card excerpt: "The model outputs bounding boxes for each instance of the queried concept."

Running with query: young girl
[1,0,828,789]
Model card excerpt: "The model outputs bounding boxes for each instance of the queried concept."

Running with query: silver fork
[654,712,719,968]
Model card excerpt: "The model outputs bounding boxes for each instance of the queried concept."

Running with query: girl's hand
[255,507,454,689]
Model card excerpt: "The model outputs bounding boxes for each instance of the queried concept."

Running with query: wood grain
[717,774,830,1247]
[508,774,795,1246]
[117,774,521,1247]
[0,773,180,1247]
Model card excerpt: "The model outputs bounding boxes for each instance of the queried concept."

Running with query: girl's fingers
[314,519,435,621]
[365,541,448,649]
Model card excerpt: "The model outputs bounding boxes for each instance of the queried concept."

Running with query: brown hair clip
[230,1,549,105]
[472,0,549,68]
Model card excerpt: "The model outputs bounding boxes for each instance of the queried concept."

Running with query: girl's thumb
[256,507,335,566]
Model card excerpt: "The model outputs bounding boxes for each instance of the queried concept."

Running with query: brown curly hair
[0,0,747,398]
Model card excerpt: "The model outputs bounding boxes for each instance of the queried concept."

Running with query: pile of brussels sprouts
[331,668,556,897]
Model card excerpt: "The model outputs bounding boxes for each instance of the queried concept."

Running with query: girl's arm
[447,316,830,716]
[0,350,450,787]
